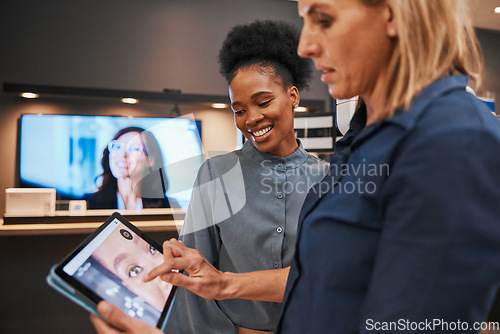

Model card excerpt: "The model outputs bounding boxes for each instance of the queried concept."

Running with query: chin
[328,85,343,100]
[112,172,128,179]
[327,85,345,99]
[329,86,358,101]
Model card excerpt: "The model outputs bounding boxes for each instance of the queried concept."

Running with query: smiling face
[229,66,300,157]
[108,131,149,180]
[297,0,396,115]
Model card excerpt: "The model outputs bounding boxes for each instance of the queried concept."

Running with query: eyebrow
[300,3,327,17]
[230,91,273,108]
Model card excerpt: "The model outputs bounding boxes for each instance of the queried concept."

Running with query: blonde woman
[277,0,500,333]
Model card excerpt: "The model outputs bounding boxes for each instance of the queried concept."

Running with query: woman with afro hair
[157,20,329,334]
[91,19,328,334]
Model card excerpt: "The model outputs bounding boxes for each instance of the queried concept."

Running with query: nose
[245,108,265,126]
[297,25,320,59]
[115,148,126,158]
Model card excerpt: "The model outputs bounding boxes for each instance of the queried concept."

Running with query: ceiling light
[494,6,500,14]
[20,92,39,99]
[211,103,228,109]
[294,106,309,112]
[121,97,138,104]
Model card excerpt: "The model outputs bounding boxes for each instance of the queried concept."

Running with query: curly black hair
[218,20,313,91]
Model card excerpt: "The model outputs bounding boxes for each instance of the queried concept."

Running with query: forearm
[222,267,290,302]
[146,239,290,302]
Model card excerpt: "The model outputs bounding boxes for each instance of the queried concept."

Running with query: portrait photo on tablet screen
[53,213,175,328]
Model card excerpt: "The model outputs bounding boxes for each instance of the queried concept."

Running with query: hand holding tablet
[91,301,164,334]
[46,212,176,330]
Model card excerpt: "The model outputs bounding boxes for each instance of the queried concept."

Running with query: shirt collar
[345,75,469,138]
[333,104,367,159]
[334,75,470,159]
[241,139,309,170]
[384,75,470,130]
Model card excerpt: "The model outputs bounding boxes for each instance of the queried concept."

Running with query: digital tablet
[46,212,176,329]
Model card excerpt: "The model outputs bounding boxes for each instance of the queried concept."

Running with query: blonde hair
[364,0,483,120]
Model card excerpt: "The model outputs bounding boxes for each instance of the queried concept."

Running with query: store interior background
[0,0,499,333]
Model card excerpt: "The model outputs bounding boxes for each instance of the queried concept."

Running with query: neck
[275,142,299,157]
[271,135,299,157]
[362,85,387,126]
[362,64,394,125]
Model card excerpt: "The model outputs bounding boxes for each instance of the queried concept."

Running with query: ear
[289,86,300,108]
[384,3,398,38]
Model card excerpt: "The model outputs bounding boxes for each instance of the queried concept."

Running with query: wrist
[221,272,239,300]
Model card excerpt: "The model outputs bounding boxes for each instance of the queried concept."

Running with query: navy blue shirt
[277,75,500,334]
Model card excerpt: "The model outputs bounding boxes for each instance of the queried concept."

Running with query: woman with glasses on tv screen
[85,126,178,210]
[91,20,328,334]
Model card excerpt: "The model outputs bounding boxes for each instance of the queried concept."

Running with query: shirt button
[276,227,283,233]
[274,262,280,268]
[277,192,284,199]
[277,162,283,168]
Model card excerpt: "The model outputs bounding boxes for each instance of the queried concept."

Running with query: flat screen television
[17,114,203,210]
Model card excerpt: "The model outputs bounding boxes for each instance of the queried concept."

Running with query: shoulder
[424,88,497,129]
[142,196,179,209]
[302,153,329,174]
[84,185,114,200]
[410,90,500,149]
[385,76,500,149]
[204,149,242,166]
[305,153,329,165]
[84,186,117,209]
[194,149,243,183]
[389,91,500,176]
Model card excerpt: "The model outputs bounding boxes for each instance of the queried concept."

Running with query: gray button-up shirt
[166,140,328,333]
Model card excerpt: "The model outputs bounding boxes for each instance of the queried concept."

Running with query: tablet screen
[58,215,174,327]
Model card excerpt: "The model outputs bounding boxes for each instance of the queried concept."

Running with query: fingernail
[98,300,112,314]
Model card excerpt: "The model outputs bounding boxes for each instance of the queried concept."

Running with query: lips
[315,64,334,73]
[320,69,335,83]
[252,126,273,137]
[315,65,335,82]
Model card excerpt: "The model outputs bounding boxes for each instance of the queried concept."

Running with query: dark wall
[0,0,331,216]
[0,0,328,97]
[0,230,178,334]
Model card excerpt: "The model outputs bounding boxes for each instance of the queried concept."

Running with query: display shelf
[0,208,184,236]
[0,219,182,236]
[2,208,185,224]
